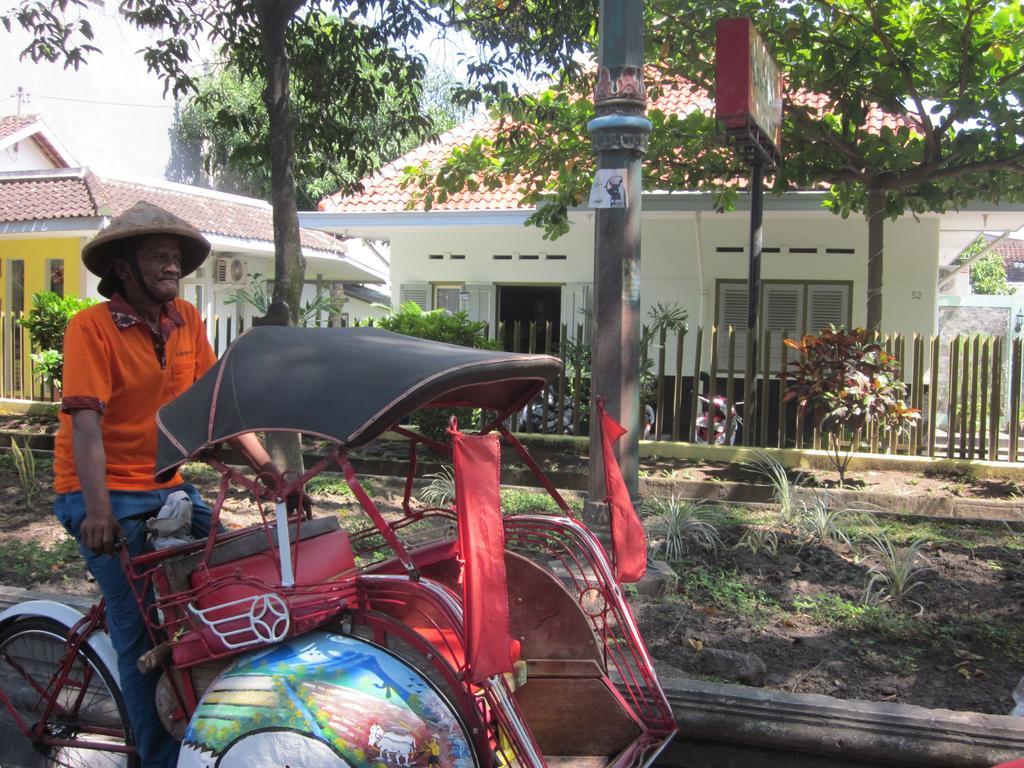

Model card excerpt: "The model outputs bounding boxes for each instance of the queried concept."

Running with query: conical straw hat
[82,201,211,287]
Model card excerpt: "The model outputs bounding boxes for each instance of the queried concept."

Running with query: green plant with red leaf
[782,327,920,487]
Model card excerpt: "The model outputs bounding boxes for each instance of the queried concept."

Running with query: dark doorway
[497,285,561,352]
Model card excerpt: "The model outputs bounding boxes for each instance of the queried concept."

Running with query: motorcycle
[519,391,656,439]
[518,386,575,434]
[695,394,743,445]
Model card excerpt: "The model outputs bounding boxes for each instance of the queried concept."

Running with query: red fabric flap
[452,429,514,682]
[598,401,647,583]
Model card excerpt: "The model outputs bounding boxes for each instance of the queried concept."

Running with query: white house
[302,85,1024,374]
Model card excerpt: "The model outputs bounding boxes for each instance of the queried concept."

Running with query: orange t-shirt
[53,297,217,494]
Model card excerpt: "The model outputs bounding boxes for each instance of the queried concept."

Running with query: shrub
[10,439,38,508]
[735,526,780,558]
[419,466,455,507]
[558,334,591,432]
[743,449,803,523]
[17,291,95,388]
[782,326,920,487]
[226,272,345,326]
[557,302,686,435]
[862,534,931,612]
[365,302,498,441]
[791,494,856,550]
[641,495,724,559]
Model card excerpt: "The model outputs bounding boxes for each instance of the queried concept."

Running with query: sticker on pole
[589,169,628,209]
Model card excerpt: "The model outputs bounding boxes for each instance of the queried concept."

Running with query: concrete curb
[658,670,1024,768]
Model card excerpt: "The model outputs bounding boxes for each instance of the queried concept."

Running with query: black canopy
[155,326,561,480]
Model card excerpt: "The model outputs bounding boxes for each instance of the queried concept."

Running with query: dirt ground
[633,522,1023,715]
[0,417,1021,715]
[646,457,1024,500]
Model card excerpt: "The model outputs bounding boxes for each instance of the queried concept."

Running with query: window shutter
[716,282,749,373]
[762,284,804,372]
[561,282,592,343]
[807,283,850,333]
[434,286,462,314]
[399,283,430,311]
[465,283,495,336]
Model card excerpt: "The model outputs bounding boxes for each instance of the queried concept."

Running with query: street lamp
[1014,309,1023,335]
[585,0,652,522]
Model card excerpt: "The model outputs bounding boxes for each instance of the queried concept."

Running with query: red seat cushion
[189,528,355,605]
[169,529,356,666]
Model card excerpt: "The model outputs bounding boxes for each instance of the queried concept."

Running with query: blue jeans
[54,486,213,768]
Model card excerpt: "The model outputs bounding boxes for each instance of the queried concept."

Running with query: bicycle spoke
[0,620,134,767]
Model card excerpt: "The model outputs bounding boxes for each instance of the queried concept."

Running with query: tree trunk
[254,0,306,325]
[254,0,305,473]
[866,189,886,334]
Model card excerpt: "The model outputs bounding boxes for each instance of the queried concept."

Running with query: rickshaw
[0,326,677,768]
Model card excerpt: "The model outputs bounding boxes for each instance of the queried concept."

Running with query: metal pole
[585,0,651,527]
[744,157,764,444]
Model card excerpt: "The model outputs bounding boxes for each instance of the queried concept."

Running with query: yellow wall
[0,237,85,398]
[0,238,85,307]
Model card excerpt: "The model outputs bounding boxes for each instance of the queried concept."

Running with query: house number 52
[911,290,923,300]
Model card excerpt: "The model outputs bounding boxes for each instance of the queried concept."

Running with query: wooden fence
[7,307,1024,463]
[494,319,1024,463]
[0,310,249,403]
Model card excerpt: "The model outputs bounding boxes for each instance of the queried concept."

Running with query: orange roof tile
[0,169,343,255]
[0,113,75,167]
[996,237,1024,282]
[320,79,916,214]
[0,114,40,143]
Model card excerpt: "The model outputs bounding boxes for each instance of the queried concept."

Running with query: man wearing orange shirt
[53,201,279,767]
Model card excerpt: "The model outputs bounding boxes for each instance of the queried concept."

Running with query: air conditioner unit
[214,257,247,285]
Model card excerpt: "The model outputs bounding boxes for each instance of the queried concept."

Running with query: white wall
[880,217,940,334]
[0,138,53,171]
[0,2,190,180]
[388,208,941,371]
[693,211,937,331]
[388,223,595,290]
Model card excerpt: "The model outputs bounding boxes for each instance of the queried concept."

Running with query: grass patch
[712,505,786,528]
[934,618,1024,665]
[306,474,354,497]
[816,513,1021,551]
[793,593,912,639]
[0,538,82,585]
[681,566,780,624]
[500,488,567,515]
[849,636,920,676]
[793,593,1024,664]
[179,461,220,483]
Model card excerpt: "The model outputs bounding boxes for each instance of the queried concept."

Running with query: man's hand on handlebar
[81,509,123,555]
[286,489,313,520]
[256,469,313,520]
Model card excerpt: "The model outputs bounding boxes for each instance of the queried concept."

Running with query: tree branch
[790,105,864,167]
[882,150,1024,190]
[864,0,938,162]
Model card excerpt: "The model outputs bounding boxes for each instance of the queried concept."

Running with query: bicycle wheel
[0,616,138,768]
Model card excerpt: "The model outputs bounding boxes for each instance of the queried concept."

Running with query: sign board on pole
[715,17,783,165]
[589,168,628,209]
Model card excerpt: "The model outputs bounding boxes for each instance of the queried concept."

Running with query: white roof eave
[204,234,385,283]
[0,217,106,237]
